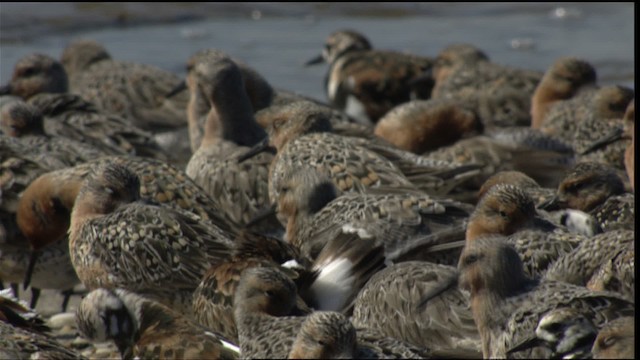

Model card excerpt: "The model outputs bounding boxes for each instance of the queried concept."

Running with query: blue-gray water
[0,2,635,104]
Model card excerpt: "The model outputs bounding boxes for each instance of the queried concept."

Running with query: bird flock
[0,28,635,359]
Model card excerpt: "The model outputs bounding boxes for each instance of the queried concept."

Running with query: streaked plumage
[352,261,481,356]
[234,266,426,359]
[272,165,471,261]
[76,288,239,360]
[69,163,234,315]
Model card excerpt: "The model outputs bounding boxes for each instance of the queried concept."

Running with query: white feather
[310,258,353,311]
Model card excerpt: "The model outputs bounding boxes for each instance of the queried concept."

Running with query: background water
[0,2,635,103]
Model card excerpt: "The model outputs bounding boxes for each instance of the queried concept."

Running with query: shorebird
[352,261,481,357]
[467,183,586,277]
[530,57,597,131]
[181,49,280,235]
[591,316,635,359]
[1,133,80,309]
[76,288,239,360]
[289,311,435,359]
[1,289,84,359]
[572,89,633,170]
[27,92,168,160]
[1,318,85,359]
[193,228,384,343]
[431,43,542,102]
[373,97,484,154]
[238,99,481,201]
[580,99,635,191]
[0,54,67,100]
[0,288,50,334]
[430,43,489,91]
[542,229,635,302]
[60,39,192,166]
[233,266,427,359]
[540,161,634,232]
[506,307,598,359]
[15,154,239,301]
[1,100,110,164]
[267,164,471,261]
[0,52,169,162]
[305,29,434,125]
[68,162,234,315]
[417,236,635,358]
[422,126,576,191]
[60,39,188,133]
[533,59,633,149]
[477,171,602,237]
[586,241,634,301]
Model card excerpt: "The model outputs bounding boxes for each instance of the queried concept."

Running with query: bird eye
[499,210,508,218]
[272,119,285,130]
[602,336,617,348]
[22,67,36,77]
[546,322,562,333]
[463,254,479,266]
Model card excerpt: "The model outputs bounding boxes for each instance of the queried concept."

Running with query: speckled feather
[351,261,481,356]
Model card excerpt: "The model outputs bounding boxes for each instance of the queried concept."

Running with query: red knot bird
[580,99,635,191]
[1,100,111,164]
[430,43,542,101]
[534,59,632,146]
[572,88,633,170]
[531,57,597,131]
[467,183,584,277]
[0,52,170,162]
[233,266,429,359]
[76,287,239,360]
[1,289,84,359]
[15,155,238,305]
[418,235,635,358]
[423,126,576,192]
[60,39,188,133]
[238,100,481,201]
[68,162,234,316]
[353,261,482,357]
[193,229,384,344]
[268,164,471,261]
[182,49,282,235]
[373,98,484,154]
[543,230,635,302]
[586,240,634,301]
[591,316,635,359]
[539,161,634,232]
[0,53,67,100]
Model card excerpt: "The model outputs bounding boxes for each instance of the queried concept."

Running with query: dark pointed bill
[304,54,324,67]
[23,250,40,290]
[165,80,187,99]
[506,336,544,355]
[537,195,563,211]
[407,68,434,87]
[416,272,458,311]
[236,136,273,163]
[579,127,624,155]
